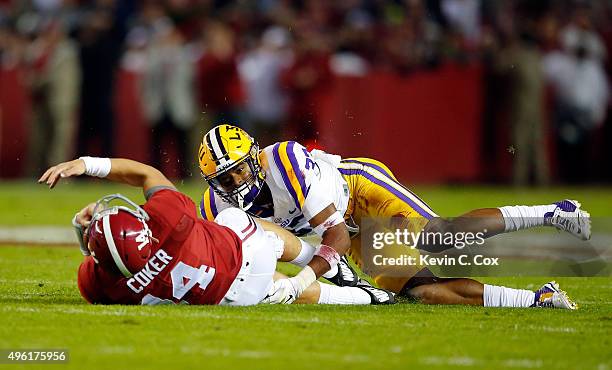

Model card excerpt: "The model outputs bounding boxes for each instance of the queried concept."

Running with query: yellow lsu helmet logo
[199,124,255,179]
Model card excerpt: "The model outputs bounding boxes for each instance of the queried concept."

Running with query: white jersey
[200,141,349,236]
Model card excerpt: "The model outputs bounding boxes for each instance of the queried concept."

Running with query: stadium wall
[1,64,484,183]
[318,63,484,183]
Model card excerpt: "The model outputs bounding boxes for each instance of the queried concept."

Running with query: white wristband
[80,157,111,177]
[313,211,345,237]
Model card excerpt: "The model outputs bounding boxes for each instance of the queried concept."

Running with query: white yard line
[0,278,74,286]
[421,356,548,368]
[0,226,75,245]
[420,356,478,366]
[503,359,543,368]
[0,226,610,259]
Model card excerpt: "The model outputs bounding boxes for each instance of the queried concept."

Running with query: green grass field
[0,181,611,369]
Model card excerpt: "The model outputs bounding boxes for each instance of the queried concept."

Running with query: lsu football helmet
[86,194,156,277]
[199,124,265,210]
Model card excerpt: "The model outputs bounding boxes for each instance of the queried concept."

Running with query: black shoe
[356,284,396,305]
[324,256,359,287]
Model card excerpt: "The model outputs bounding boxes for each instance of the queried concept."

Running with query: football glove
[262,266,316,304]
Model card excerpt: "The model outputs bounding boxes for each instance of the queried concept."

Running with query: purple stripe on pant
[339,168,435,219]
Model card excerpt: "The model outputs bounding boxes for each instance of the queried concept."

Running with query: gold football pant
[339,158,438,293]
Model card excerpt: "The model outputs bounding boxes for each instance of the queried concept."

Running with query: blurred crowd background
[0,0,610,184]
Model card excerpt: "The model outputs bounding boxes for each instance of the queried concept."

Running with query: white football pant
[215,208,282,306]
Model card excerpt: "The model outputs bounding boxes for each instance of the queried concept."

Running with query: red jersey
[78,189,243,305]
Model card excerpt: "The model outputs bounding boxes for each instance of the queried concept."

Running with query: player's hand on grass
[38,159,86,188]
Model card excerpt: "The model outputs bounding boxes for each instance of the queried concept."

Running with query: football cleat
[324,255,359,287]
[532,281,578,310]
[355,278,373,287]
[356,283,396,305]
[545,200,591,241]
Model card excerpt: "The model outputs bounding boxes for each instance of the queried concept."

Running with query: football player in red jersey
[39,157,395,306]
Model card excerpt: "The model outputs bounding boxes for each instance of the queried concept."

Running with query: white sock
[483,284,535,308]
[317,283,371,305]
[289,239,339,278]
[498,205,556,232]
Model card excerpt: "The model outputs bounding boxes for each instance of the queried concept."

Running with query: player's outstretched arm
[38,157,175,194]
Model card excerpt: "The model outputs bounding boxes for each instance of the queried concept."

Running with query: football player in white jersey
[198,124,587,309]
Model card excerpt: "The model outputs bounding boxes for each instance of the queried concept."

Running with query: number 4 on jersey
[170,262,216,300]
